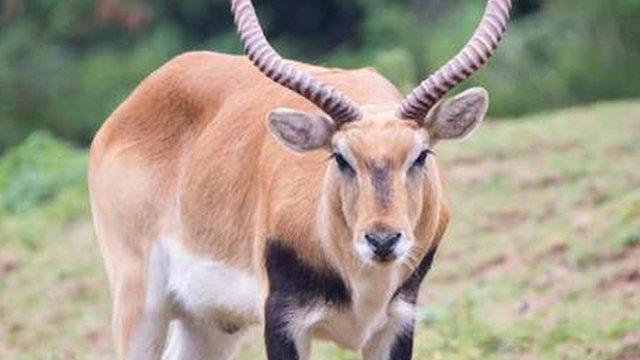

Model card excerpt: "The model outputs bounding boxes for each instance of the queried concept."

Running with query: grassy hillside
[1,101,639,359]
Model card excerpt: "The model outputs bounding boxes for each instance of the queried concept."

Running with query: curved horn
[230,0,362,125]
[397,0,512,121]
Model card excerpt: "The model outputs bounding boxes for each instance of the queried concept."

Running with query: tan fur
[89,51,451,358]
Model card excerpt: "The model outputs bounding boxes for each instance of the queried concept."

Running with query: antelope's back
[88,51,403,261]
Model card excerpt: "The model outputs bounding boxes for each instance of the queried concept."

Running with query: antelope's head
[231,0,511,264]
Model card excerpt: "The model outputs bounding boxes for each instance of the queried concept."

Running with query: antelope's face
[329,115,430,263]
[268,88,489,264]
[233,0,509,264]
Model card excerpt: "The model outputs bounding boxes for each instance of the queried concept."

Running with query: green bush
[0,132,86,214]
[352,0,640,117]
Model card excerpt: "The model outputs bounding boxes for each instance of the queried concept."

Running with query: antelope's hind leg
[110,244,173,359]
[162,318,247,360]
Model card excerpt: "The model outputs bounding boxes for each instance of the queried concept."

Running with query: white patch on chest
[161,237,262,325]
[310,269,405,350]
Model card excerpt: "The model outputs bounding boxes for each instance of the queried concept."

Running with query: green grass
[1,101,639,359]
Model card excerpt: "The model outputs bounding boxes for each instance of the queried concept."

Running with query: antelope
[88,0,512,358]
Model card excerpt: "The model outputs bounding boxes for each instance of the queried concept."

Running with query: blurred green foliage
[1,0,639,150]
[0,131,86,214]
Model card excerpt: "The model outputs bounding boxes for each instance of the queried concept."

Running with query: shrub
[0,132,86,214]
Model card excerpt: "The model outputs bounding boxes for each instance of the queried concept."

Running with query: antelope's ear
[424,87,488,144]
[267,108,336,153]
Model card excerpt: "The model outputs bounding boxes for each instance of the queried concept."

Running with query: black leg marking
[264,239,351,360]
[265,239,351,306]
[394,246,438,304]
[389,319,415,360]
[265,293,300,360]
[386,247,437,360]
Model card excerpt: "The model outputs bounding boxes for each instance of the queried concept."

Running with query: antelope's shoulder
[265,240,351,306]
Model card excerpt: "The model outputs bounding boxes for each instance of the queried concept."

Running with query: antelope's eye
[412,149,433,169]
[333,152,354,173]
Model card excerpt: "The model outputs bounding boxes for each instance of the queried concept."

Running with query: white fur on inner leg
[362,299,414,360]
[162,319,246,360]
[129,242,172,359]
[279,305,327,360]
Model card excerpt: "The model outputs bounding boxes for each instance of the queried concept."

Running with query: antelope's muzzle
[365,231,402,262]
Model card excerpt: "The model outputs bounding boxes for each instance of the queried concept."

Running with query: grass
[1,101,639,359]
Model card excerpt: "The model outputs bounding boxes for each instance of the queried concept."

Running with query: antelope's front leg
[264,293,311,360]
[263,240,350,360]
[387,318,415,360]
[362,299,416,360]
[364,246,439,360]
[262,241,316,360]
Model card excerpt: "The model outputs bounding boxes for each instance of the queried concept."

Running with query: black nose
[365,232,401,259]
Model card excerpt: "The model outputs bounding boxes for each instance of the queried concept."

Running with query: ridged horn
[230,0,362,125]
[397,0,513,121]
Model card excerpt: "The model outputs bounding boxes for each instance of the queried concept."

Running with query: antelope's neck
[315,171,406,299]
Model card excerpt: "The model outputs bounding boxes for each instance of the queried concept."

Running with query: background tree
[0,0,638,150]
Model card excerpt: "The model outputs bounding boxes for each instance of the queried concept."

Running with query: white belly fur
[150,237,263,327]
